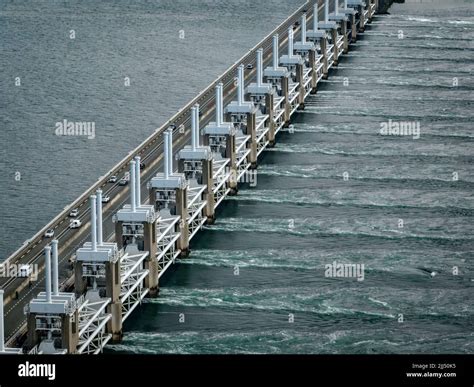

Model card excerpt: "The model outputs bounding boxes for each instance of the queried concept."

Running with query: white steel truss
[212,159,231,207]
[120,251,149,322]
[235,136,251,180]
[256,115,270,156]
[156,216,181,278]
[77,297,112,355]
[187,186,207,240]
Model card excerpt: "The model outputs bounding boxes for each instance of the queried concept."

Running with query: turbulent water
[2,1,474,354]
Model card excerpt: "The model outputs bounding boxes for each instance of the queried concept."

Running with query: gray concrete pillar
[176,187,189,256]
[225,134,238,195]
[321,37,329,79]
[177,159,185,175]
[115,221,124,250]
[26,313,39,351]
[109,303,122,344]
[106,260,122,343]
[148,187,158,211]
[61,310,78,354]
[351,13,357,43]
[144,222,158,297]
[332,28,339,66]
[296,63,305,110]
[309,49,318,94]
[342,19,349,54]
[281,76,291,126]
[359,6,366,32]
[74,260,87,296]
[265,92,276,146]
[202,159,215,224]
[246,112,257,169]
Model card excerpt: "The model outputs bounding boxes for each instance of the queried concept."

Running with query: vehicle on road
[69,208,79,217]
[70,219,82,229]
[102,195,111,203]
[246,63,253,70]
[140,162,146,170]
[108,175,118,183]
[19,264,32,278]
[44,229,54,238]
[119,171,130,186]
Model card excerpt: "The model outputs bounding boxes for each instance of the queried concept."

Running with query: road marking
[5,280,42,315]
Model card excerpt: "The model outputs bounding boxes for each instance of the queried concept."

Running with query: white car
[118,177,128,186]
[44,229,54,238]
[70,219,82,229]
[108,175,118,183]
[102,195,110,203]
[69,208,79,217]
[19,264,32,278]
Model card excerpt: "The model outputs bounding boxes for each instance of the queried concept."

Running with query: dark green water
[1,0,472,354]
[110,3,474,354]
